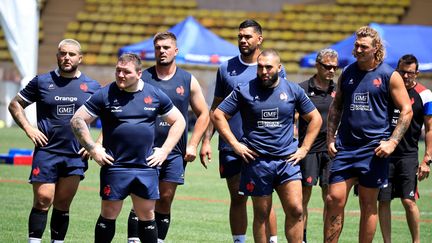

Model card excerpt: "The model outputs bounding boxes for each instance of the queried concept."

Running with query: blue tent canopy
[300,23,432,72]
[118,16,239,65]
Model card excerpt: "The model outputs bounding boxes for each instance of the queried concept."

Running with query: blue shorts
[239,157,301,197]
[219,150,243,178]
[330,145,389,188]
[100,167,159,201]
[29,149,87,183]
[158,153,185,184]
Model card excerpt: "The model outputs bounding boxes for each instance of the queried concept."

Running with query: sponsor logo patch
[57,104,75,115]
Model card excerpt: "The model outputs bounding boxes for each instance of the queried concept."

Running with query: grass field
[0,127,431,242]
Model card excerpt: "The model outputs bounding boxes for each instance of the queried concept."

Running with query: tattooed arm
[327,76,343,158]
[70,106,113,166]
[374,71,413,158]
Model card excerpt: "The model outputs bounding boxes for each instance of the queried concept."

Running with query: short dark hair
[153,31,177,45]
[397,54,419,71]
[118,53,142,72]
[257,49,280,63]
[239,19,262,35]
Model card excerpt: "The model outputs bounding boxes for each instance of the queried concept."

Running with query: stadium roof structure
[300,23,432,72]
[118,16,239,66]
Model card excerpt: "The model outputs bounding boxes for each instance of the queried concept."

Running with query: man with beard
[71,53,186,243]
[126,32,209,243]
[378,54,432,243]
[297,48,338,242]
[213,49,322,243]
[200,19,283,243]
[325,26,413,243]
[8,39,101,243]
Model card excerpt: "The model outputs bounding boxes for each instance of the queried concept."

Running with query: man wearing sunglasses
[297,48,338,243]
[378,54,432,243]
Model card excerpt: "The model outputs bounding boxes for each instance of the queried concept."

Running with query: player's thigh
[131,193,156,221]
[53,175,81,209]
[276,179,303,214]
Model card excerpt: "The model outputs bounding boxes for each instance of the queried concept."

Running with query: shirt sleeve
[18,76,39,104]
[213,67,225,98]
[84,89,104,117]
[421,89,432,116]
[156,88,174,116]
[217,85,241,116]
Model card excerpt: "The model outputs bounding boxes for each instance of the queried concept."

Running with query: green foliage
[0,127,431,242]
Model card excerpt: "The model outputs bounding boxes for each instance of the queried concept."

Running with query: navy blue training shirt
[336,62,394,148]
[214,55,287,151]
[19,70,100,155]
[142,66,191,156]
[218,77,315,157]
[84,80,173,168]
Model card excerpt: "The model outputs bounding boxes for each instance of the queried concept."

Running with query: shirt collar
[55,69,81,78]
[308,75,335,93]
[137,79,144,91]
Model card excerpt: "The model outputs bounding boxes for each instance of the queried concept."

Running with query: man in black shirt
[297,48,338,243]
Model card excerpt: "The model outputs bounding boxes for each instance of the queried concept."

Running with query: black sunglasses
[397,69,417,76]
[318,62,338,71]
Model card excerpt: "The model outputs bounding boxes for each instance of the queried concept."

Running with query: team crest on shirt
[306,176,313,184]
[230,70,237,76]
[32,167,40,177]
[48,83,55,90]
[372,78,382,88]
[103,185,111,196]
[80,83,88,92]
[280,92,288,101]
[176,86,185,96]
[144,96,153,104]
[348,78,354,84]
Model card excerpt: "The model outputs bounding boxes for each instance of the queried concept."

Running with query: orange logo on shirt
[372,78,382,88]
[144,96,153,104]
[176,86,185,96]
[80,83,88,92]
[306,176,313,184]
[411,97,415,105]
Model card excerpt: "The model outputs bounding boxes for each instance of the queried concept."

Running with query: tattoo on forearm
[390,112,411,142]
[71,116,94,151]
[327,104,342,142]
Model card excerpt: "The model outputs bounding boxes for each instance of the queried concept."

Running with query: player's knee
[325,193,345,209]
[253,208,270,223]
[33,195,54,210]
[287,204,303,221]
[231,194,248,206]
[53,197,74,211]
[401,198,417,211]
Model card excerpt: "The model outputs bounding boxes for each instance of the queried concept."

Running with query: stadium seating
[0,0,411,72]
[60,0,410,73]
